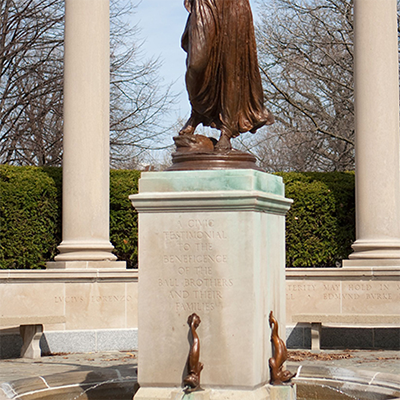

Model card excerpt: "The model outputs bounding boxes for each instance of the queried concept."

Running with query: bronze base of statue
[167,134,263,172]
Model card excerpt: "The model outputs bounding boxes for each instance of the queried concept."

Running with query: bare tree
[0,0,174,167]
[251,0,355,172]
[109,0,175,168]
[0,0,64,165]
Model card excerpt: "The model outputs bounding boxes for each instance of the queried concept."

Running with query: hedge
[278,172,355,267]
[0,165,61,269]
[0,166,140,269]
[0,166,355,269]
[110,169,140,268]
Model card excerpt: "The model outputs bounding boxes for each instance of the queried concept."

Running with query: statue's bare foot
[179,124,196,136]
[179,115,199,136]
[215,133,232,152]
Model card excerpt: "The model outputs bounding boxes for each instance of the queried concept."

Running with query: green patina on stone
[139,170,284,197]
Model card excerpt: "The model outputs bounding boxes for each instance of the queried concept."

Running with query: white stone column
[49,0,122,268]
[345,0,400,265]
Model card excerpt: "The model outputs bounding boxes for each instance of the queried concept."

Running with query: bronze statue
[269,311,296,385]
[179,0,274,153]
[183,313,203,392]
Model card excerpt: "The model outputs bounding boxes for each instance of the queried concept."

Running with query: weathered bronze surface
[169,135,264,171]
[169,0,274,170]
[269,311,296,385]
[183,313,203,392]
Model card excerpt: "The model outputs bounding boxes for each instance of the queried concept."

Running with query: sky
[134,0,259,125]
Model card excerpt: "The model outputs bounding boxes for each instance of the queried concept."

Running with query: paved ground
[287,349,400,376]
[0,351,138,384]
[0,349,399,385]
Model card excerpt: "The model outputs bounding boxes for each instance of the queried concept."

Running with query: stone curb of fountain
[0,366,138,400]
[2,364,400,400]
[0,350,399,399]
[289,364,400,400]
[2,365,399,400]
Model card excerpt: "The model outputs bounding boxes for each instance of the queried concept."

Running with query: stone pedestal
[345,0,400,266]
[268,385,297,400]
[130,170,292,399]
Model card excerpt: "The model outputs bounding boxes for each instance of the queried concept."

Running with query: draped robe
[182,0,273,138]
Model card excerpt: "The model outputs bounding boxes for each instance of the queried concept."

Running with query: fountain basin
[1,365,399,400]
[291,364,400,400]
[0,367,137,400]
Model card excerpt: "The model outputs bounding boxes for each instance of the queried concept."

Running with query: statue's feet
[215,133,232,152]
[179,124,196,136]
[179,115,199,136]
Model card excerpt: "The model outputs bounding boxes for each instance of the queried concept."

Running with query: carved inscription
[159,218,232,314]
[343,283,396,302]
[322,283,360,300]
[322,282,398,302]
[286,280,400,313]
[54,295,133,304]
[286,284,316,300]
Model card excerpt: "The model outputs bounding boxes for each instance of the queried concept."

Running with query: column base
[134,385,296,400]
[343,259,400,267]
[46,261,126,270]
[348,239,400,261]
[55,240,118,262]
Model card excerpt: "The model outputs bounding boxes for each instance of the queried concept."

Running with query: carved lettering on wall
[286,281,400,310]
[323,284,339,291]
[54,295,133,304]
[365,293,392,300]
[287,284,317,292]
[323,293,361,300]
[347,284,372,291]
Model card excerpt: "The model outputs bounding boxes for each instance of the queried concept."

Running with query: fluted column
[345,0,400,265]
[49,0,121,268]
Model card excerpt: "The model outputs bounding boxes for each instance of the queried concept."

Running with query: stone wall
[0,269,138,357]
[286,266,400,349]
[1,266,399,357]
